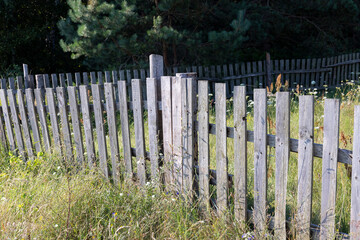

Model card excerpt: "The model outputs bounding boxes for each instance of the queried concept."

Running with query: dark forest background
[1,0,359,75]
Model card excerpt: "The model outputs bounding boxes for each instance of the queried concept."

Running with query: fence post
[265,52,272,89]
[149,54,164,185]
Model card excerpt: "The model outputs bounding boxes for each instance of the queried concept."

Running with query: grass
[1,80,360,239]
[0,151,254,239]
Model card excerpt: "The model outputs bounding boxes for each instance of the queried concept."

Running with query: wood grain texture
[253,88,267,233]
[198,80,210,212]
[91,84,109,178]
[35,88,51,152]
[25,89,41,153]
[274,92,290,239]
[132,79,146,186]
[146,78,160,181]
[68,86,84,165]
[104,83,120,185]
[320,99,340,240]
[7,89,25,156]
[46,88,61,152]
[118,80,133,179]
[351,105,360,239]
[215,83,228,216]
[17,91,33,157]
[297,96,314,240]
[172,77,183,191]
[0,89,15,151]
[161,76,173,186]
[234,85,247,222]
[79,85,95,168]
[56,87,72,160]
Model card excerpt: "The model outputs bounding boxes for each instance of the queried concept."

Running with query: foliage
[58,0,250,69]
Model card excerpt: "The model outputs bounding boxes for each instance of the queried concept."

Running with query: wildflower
[315,127,319,130]
[1,197,6,201]
[53,172,56,175]
[57,166,61,170]
[152,195,155,199]
[120,193,124,197]
[171,198,176,201]
[54,224,58,228]
[146,182,151,186]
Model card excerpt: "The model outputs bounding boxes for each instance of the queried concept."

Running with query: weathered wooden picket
[0,54,359,239]
[18,52,360,99]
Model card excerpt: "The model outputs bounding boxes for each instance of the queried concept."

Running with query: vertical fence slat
[161,76,173,185]
[172,77,183,190]
[7,89,25,156]
[182,77,195,196]
[320,99,340,240]
[104,83,120,185]
[254,88,267,232]
[26,89,41,153]
[92,84,109,178]
[46,88,61,152]
[0,89,15,151]
[68,86,84,164]
[56,87,72,159]
[274,92,290,239]
[297,95,314,239]
[17,91,33,156]
[79,85,95,167]
[146,78,160,181]
[34,88,51,152]
[215,83,228,215]
[198,80,210,211]
[132,79,146,186]
[234,85,247,222]
[118,80,132,179]
[351,105,360,239]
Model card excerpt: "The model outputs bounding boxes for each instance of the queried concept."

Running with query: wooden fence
[18,52,360,99]
[0,55,359,239]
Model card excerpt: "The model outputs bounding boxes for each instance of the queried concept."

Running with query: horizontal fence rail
[0,54,359,239]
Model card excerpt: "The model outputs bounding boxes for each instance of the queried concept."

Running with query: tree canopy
[1,0,360,73]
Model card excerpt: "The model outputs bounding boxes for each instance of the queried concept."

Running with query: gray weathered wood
[23,64,29,88]
[45,88,61,152]
[68,86,84,165]
[25,89,41,153]
[234,85,247,222]
[56,87,72,160]
[0,89,15,152]
[161,76,173,185]
[34,88,51,152]
[253,88,267,233]
[320,99,340,240]
[59,73,66,87]
[274,92,290,239]
[351,105,360,239]
[146,78,160,181]
[172,77,183,191]
[66,73,73,86]
[118,80,133,179]
[198,80,210,212]
[17,91,33,157]
[92,84,109,178]
[104,83,120,185]
[7,89,25,156]
[79,85,95,168]
[51,74,58,89]
[16,76,24,90]
[132,79,146,186]
[215,83,228,216]
[297,95,314,240]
